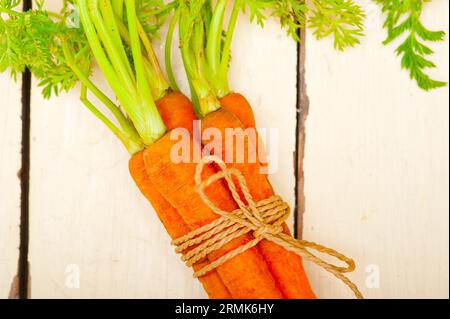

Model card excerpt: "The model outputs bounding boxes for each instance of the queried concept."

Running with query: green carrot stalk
[165,7,180,91]
[112,0,124,18]
[61,40,142,151]
[177,0,220,116]
[0,0,177,153]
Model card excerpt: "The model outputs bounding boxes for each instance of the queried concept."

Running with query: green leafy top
[243,0,365,50]
[167,0,366,116]
[308,0,365,51]
[0,0,176,154]
[0,0,91,98]
[375,0,446,91]
[0,0,447,151]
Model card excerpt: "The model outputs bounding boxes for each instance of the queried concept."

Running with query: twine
[171,156,364,299]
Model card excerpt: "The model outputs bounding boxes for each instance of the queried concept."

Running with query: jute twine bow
[172,156,364,299]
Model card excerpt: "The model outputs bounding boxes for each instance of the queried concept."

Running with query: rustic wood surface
[0,0,448,299]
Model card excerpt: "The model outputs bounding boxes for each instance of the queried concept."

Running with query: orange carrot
[129,152,231,298]
[220,93,255,129]
[129,91,231,298]
[156,91,196,132]
[176,0,316,297]
[219,93,268,171]
[202,103,316,299]
[143,133,284,298]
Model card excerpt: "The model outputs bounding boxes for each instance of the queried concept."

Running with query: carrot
[129,152,231,298]
[220,93,255,129]
[128,91,231,298]
[219,93,268,171]
[176,0,316,298]
[191,83,315,299]
[155,91,196,133]
[143,133,284,298]
[202,104,316,299]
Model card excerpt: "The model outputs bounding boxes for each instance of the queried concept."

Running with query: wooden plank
[28,4,297,297]
[302,0,449,298]
[0,73,22,299]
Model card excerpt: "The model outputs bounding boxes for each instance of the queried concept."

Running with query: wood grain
[27,2,297,298]
[0,73,22,299]
[302,0,449,298]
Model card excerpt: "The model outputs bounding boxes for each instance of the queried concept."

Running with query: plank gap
[18,0,32,300]
[295,28,309,240]
[293,33,300,239]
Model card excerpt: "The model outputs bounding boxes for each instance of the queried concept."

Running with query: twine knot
[254,224,283,239]
[172,155,364,299]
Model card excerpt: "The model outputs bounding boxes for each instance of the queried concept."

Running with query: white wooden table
[0,0,448,298]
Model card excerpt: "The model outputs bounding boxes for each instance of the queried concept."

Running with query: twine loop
[172,155,364,299]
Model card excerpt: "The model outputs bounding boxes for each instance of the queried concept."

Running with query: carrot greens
[1,0,447,143]
[0,0,91,98]
[375,0,447,91]
[0,0,176,154]
[162,0,367,116]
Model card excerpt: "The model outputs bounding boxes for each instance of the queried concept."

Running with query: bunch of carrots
[0,0,366,298]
